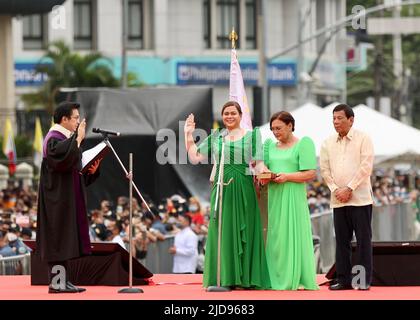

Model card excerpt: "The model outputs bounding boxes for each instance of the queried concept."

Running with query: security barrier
[143,236,175,274]
[0,253,31,275]
[2,202,416,275]
[310,201,417,273]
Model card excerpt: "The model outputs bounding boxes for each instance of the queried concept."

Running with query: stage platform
[1,274,420,300]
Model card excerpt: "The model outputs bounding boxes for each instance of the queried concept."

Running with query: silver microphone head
[220,129,229,138]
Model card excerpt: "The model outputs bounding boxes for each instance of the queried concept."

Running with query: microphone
[92,128,121,136]
[220,129,229,139]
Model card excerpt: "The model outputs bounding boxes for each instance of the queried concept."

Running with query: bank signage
[177,62,296,86]
[15,63,49,87]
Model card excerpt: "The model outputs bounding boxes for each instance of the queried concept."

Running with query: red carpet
[1,274,420,300]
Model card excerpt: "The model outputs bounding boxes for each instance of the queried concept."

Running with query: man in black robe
[36,101,101,293]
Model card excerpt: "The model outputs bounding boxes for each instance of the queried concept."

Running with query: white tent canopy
[260,102,328,145]
[323,101,340,115]
[351,104,420,157]
[260,103,420,159]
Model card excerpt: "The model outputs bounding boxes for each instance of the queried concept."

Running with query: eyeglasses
[70,115,80,120]
[271,127,285,132]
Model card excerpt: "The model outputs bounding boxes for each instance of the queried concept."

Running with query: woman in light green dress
[260,111,319,290]
[184,101,270,289]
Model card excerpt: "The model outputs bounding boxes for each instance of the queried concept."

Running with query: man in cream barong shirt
[320,104,374,291]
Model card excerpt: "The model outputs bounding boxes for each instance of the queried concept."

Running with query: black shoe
[48,282,86,294]
[328,283,353,291]
[48,283,79,294]
[66,281,86,293]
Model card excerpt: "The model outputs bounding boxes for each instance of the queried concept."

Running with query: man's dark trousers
[333,204,372,286]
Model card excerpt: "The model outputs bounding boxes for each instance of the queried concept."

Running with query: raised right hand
[184,113,196,135]
[77,118,86,141]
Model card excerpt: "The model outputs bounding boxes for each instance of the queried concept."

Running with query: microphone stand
[100,133,155,218]
[118,153,143,294]
[207,133,231,292]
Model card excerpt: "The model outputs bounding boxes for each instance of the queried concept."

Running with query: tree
[0,135,32,159]
[22,41,142,114]
[347,36,395,107]
[346,1,420,128]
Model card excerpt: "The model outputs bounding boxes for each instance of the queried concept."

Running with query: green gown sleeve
[262,139,272,167]
[251,127,264,161]
[298,136,317,171]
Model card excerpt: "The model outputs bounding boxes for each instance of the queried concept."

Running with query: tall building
[13,0,347,121]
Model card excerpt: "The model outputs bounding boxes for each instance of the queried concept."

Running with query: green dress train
[263,136,319,290]
[198,128,271,289]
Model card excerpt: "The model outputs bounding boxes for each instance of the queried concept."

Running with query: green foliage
[345,2,420,128]
[0,135,33,159]
[346,0,376,16]
[22,40,142,114]
[347,36,395,107]
[15,135,33,158]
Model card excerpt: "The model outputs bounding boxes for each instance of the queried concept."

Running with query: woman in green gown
[260,111,319,290]
[184,101,271,289]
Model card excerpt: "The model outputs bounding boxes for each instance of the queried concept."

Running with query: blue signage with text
[14,63,49,87]
[177,62,296,86]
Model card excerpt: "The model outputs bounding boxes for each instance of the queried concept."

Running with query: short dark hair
[115,221,123,233]
[180,214,192,225]
[221,101,242,116]
[142,212,154,222]
[21,227,32,238]
[270,111,295,132]
[333,104,354,119]
[53,101,80,124]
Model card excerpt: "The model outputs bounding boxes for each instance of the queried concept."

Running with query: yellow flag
[33,117,44,170]
[3,118,16,175]
[212,120,219,130]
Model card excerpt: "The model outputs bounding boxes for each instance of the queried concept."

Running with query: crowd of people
[87,194,209,271]
[0,185,37,258]
[371,170,417,206]
[0,185,211,273]
[306,170,419,214]
[0,173,419,259]
[0,174,419,260]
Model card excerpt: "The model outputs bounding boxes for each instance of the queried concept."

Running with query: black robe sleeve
[46,133,80,172]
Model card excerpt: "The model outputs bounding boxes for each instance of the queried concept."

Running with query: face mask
[167,217,177,224]
[189,205,198,212]
[7,233,17,242]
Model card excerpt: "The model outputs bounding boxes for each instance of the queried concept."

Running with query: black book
[81,141,110,173]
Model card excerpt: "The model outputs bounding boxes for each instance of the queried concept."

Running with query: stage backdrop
[60,87,213,210]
